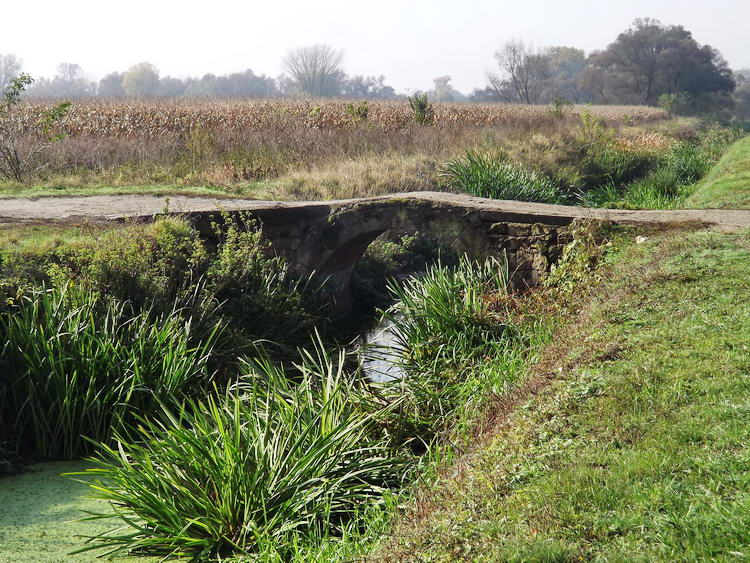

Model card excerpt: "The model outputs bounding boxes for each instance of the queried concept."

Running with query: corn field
[13,99,668,138]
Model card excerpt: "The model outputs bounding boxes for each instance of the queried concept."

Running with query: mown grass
[686,135,750,208]
[379,228,750,561]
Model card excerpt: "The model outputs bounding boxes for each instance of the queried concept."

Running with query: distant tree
[26,63,94,98]
[156,76,187,98]
[275,73,295,96]
[341,75,396,99]
[98,72,126,98]
[0,54,23,93]
[216,70,278,98]
[122,62,160,98]
[489,40,550,104]
[429,75,465,102]
[540,47,590,103]
[54,63,93,97]
[282,44,344,97]
[578,58,618,104]
[584,19,735,107]
[468,86,500,102]
[183,73,218,97]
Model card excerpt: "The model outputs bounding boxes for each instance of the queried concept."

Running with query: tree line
[1,18,748,119]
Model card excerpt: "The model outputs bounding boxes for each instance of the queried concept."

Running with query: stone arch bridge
[3,191,738,312]
[182,192,714,311]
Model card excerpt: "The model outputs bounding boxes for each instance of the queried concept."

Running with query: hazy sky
[3,0,748,93]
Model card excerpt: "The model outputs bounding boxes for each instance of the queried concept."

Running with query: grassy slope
[382,229,750,561]
[686,135,750,209]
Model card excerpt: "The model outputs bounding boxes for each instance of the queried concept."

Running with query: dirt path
[1,192,749,231]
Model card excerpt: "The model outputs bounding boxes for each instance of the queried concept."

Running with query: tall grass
[376,257,537,446]
[0,284,219,459]
[386,257,515,368]
[440,150,561,203]
[72,340,405,560]
[581,130,737,209]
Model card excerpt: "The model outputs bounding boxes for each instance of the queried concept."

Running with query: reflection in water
[361,319,405,383]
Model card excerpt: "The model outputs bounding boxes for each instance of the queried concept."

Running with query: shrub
[573,110,664,191]
[55,217,208,308]
[0,74,71,182]
[440,149,561,203]
[203,215,327,352]
[407,94,434,125]
[72,342,404,560]
[345,100,369,123]
[41,216,327,357]
[581,132,735,209]
[0,283,219,460]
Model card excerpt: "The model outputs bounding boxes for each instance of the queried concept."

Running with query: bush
[54,217,208,308]
[203,215,327,353]
[618,142,711,207]
[407,94,434,125]
[72,342,404,560]
[579,143,659,189]
[0,74,71,182]
[9,216,328,358]
[441,150,561,203]
[0,284,219,460]
[581,127,740,209]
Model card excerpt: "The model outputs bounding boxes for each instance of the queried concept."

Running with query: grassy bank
[380,227,750,560]
[686,135,750,208]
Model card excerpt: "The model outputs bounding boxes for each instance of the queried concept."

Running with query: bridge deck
[1,192,749,232]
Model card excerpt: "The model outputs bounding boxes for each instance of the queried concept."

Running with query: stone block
[489,223,508,235]
[531,223,555,236]
[507,224,531,237]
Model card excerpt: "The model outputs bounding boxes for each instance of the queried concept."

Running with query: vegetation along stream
[0,210,545,560]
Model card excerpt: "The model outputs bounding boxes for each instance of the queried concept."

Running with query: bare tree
[282,44,344,97]
[0,54,23,93]
[488,40,550,104]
